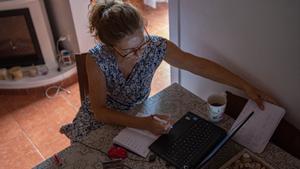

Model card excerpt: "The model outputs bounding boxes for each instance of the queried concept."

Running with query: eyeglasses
[113,28,152,58]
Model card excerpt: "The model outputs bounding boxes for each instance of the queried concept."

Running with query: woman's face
[113,29,146,58]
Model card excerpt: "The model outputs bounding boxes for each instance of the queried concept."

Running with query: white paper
[230,100,285,153]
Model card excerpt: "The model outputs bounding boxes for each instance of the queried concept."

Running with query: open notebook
[231,100,285,153]
[113,127,158,157]
[113,113,159,157]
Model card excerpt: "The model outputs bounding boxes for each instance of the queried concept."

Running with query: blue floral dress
[60,36,167,142]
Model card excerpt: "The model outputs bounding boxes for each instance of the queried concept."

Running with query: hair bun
[104,1,119,10]
[89,0,143,46]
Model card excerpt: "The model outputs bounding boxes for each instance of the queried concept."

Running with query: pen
[153,116,168,124]
[152,115,173,130]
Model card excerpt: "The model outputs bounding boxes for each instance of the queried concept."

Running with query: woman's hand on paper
[243,84,279,110]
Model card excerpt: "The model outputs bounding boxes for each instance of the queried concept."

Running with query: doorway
[126,0,171,96]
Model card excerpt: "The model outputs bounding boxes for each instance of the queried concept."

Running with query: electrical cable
[127,156,149,162]
[45,36,71,99]
[77,141,152,162]
[45,82,71,99]
[44,70,71,99]
[76,141,158,169]
[56,36,66,72]
[76,141,111,159]
[123,164,133,169]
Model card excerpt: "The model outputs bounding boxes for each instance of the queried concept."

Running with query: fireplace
[0,0,76,89]
[0,8,44,68]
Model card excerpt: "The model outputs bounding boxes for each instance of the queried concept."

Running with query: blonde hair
[89,1,144,46]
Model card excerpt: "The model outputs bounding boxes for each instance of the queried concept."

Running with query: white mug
[207,93,227,122]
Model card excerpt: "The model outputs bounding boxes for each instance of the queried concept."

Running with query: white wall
[68,0,95,53]
[169,0,300,129]
[143,0,168,8]
[45,0,95,54]
[44,0,80,53]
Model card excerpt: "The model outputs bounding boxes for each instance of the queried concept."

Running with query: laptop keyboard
[162,116,225,168]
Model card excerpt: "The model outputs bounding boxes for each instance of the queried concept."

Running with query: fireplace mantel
[0,65,76,89]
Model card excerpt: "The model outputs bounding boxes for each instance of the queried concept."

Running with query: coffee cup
[207,93,227,122]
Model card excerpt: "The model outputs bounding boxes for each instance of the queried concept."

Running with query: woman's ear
[143,18,149,28]
[90,0,96,5]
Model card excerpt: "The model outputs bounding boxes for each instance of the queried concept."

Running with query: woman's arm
[86,56,168,134]
[164,40,277,109]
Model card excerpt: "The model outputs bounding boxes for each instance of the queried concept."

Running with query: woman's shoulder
[89,43,112,59]
[89,43,104,57]
[148,35,168,51]
[88,44,114,70]
[149,35,167,44]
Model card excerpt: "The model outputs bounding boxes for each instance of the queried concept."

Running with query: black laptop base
[149,112,227,169]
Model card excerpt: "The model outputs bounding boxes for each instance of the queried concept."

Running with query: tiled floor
[0,1,170,169]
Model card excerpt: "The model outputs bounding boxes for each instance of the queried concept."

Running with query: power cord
[56,36,67,72]
[44,36,71,99]
[123,164,133,169]
[45,83,71,99]
[76,141,151,162]
[127,156,150,162]
[76,141,111,159]
[76,141,156,168]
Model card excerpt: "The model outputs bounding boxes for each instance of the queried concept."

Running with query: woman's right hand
[144,115,172,135]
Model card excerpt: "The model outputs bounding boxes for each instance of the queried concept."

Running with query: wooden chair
[75,53,90,102]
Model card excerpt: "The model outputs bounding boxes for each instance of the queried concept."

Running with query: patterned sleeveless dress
[60,36,167,142]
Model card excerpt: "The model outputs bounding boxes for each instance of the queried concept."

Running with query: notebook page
[113,127,158,158]
[128,128,158,140]
[230,100,285,153]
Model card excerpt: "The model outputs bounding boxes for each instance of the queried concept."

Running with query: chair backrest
[75,53,89,102]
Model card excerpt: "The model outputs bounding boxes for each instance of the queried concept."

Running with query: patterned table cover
[34,83,300,169]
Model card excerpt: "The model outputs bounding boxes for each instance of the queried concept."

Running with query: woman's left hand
[243,84,278,110]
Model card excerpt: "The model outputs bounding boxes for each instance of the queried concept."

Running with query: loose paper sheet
[230,100,285,153]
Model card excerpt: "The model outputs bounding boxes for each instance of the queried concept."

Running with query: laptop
[149,111,254,169]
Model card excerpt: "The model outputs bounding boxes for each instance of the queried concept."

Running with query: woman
[60,1,276,142]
